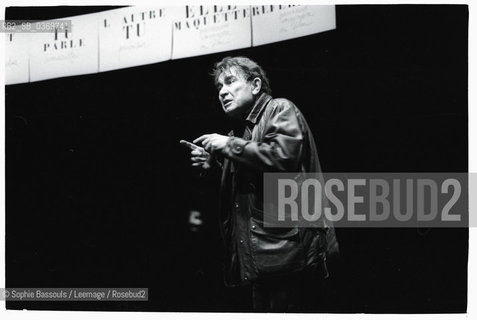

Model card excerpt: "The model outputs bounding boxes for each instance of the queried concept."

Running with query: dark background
[5,5,468,312]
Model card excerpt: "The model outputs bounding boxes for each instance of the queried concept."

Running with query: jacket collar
[245,93,272,125]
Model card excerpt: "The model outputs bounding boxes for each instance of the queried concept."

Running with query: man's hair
[211,56,272,95]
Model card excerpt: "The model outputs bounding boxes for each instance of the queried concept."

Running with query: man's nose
[219,86,228,99]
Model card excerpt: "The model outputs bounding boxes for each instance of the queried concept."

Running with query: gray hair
[211,56,272,95]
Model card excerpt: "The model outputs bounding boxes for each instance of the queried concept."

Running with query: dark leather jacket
[218,93,338,287]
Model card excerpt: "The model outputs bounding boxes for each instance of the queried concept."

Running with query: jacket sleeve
[220,101,304,172]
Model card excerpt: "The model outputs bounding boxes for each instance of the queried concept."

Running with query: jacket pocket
[249,216,305,275]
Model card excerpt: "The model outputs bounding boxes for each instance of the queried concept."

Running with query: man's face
[217,67,257,119]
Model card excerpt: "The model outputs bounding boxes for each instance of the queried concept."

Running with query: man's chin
[224,107,239,117]
[224,104,249,119]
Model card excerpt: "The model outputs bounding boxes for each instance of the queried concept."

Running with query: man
[181,56,337,312]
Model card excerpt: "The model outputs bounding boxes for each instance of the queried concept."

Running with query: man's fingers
[191,156,207,162]
[202,137,212,148]
[192,162,204,167]
[203,138,214,152]
[193,134,210,145]
[180,140,199,150]
[191,149,203,156]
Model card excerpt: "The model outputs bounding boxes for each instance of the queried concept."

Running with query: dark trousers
[251,272,324,312]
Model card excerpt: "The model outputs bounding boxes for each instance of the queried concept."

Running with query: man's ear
[251,77,262,95]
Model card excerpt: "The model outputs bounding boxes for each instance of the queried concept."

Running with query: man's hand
[179,140,213,170]
[193,134,229,154]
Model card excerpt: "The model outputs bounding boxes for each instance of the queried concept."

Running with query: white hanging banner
[99,6,178,72]
[172,5,252,60]
[6,5,338,84]
[5,32,30,85]
[251,5,336,47]
[29,13,100,82]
